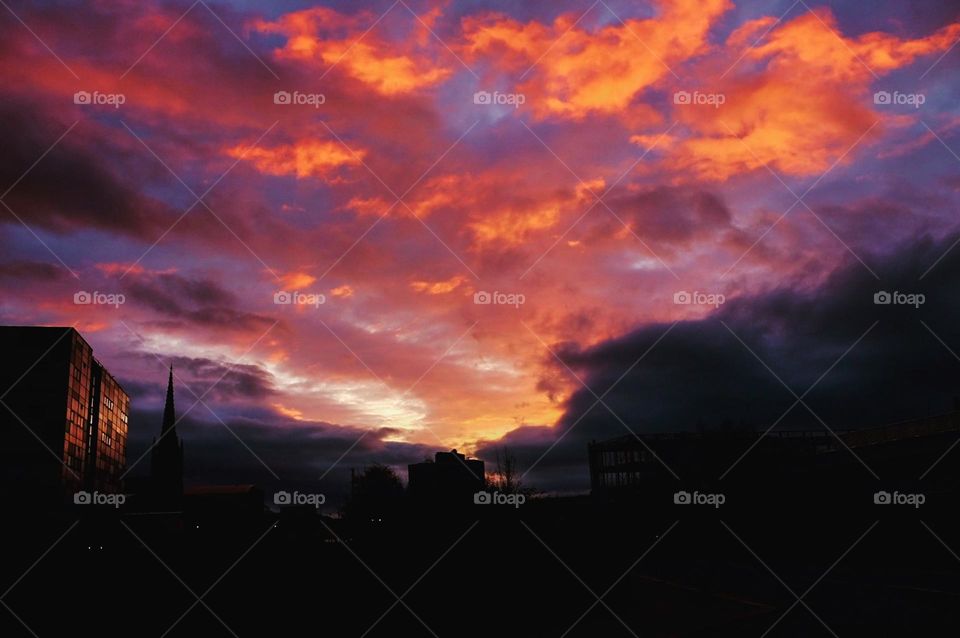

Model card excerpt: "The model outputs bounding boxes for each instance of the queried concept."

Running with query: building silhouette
[408,449,484,505]
[0,326,129,505]
[149,365,184,507]
[588,406,960,499]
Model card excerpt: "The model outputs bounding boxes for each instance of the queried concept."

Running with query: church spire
[162,364,176,434]
[152,363,184,505]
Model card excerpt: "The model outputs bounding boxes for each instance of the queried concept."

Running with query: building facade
[0,326,129,504]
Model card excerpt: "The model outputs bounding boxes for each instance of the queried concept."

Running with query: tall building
[150,366,184,505]
[0,326,129,504]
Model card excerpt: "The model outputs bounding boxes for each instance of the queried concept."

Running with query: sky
[1,0,959,495]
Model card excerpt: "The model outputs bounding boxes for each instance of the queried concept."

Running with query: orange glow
[228,140,363,178]
[462,0,732,120]
[273,403,305,420]
[253,7,452,95]
[410,275,467,295]
[662,7,960,180]
[280,272,317,290]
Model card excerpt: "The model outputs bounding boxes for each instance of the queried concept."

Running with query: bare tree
[493,447,519,494]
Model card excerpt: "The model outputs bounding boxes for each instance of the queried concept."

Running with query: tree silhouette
[343,464,405,522]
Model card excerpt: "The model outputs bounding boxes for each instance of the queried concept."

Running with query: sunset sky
[2,0,960,493]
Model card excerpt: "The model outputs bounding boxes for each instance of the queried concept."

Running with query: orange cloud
[398,172,600,249]
[470,182,593,247]
[747,10,960,80]
[345,196,393,217]
[280,271,317,289]
[273,403,305,420]
[253,7,452,95]
[462,0,732,120]
[228,140,363,179]
[410,275,467,295]
[94,263,178,277]
[661,8,960,180]
[469,205,560,247]
[95,262,145,276]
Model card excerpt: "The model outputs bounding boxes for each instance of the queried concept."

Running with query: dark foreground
[2,490,958,637]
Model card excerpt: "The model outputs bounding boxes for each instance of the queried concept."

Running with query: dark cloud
[125,407,435,508]
[473,424,586,494]
[128,273,237,310]
[582,185,744,250]
[123,272,277,333]
[0,260,67,281]
[0,100,175,239]
[483,231,960,491]
[606,186,733,243]
[120,352,276,404]
[177,358,277,401]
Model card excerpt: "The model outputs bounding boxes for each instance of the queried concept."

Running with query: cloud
[252,6,453,95]
[568,238,959,437]
[123,272,277,334]
[173,356,277,402]
[125,404,436,506]
[396,170,599,252]
[663,9,960,180]
[410,275,467,295]
[227,139,364,179]
[594,184,744,249]
[479,231,960,490]
[0,260,67,282]
[0,100,175,239]
[472,424,585,493]
[279,271,318,290]
[462,0,732,120]
[745,9,960,80]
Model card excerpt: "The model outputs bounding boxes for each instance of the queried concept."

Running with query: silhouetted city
[2,325,959,635]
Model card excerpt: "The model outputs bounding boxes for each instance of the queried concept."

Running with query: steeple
[162,364,176,435]
[151,363,184,505]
